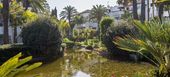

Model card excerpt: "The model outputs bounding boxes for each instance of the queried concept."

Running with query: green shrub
[110,20,135,36]
[21,17,62,60]
[0,53,42,77]
[100,16,114,35]
[102,20,137,56]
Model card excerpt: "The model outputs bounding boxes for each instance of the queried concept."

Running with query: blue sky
[46,0,117,15]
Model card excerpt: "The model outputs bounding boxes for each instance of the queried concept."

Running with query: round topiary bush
[21,17,62,60]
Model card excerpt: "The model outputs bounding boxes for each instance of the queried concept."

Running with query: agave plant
[114,20,170,77]
[0,53,42,77]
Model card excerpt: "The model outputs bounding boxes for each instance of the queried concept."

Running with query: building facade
[107,0,169,20]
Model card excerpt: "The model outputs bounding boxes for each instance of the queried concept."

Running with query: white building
[107,0,169,20]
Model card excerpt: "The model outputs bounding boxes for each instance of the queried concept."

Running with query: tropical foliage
[60,5,77,23]
[17,0,48,12]
[0,53,42,77]
[114,20,170,77]
[58,19,70,37]
[73,15,85,26]
[60,5,77,37]
[0,0,48,44]
[90,5,107,35]
[9,0,38,43]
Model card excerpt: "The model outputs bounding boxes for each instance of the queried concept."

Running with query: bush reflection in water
[17,50,153,77]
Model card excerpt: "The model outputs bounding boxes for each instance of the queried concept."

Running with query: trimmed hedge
[21,17,62,60]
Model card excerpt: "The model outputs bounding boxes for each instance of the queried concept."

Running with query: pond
[17,50,153,77]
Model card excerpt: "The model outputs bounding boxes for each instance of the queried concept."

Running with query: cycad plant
[0,53,42,77]
[114,20,170,77]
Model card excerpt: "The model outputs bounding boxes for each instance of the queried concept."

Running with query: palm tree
[1,0,46,44]
[60,5,77,37]
[141,0,146,23]
[17,0,47,12]
[2,0,10,44]
[90,5,107,35]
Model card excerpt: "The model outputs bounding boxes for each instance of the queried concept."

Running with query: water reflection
[60,51,99,77]
[73,71,90,77]
[17,50,152,77]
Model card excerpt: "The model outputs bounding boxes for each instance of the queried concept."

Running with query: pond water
[17,50,153,77]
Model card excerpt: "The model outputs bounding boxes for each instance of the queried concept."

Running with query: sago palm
[114,20,170,77]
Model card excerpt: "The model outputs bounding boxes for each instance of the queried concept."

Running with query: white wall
[0,26,22,43]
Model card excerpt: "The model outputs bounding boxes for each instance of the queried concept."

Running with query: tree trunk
[152,0,155,17]
[158,3,164,23]
[2,0,9,44]
[133,0,139,20]
[141,0,146,23]
[147,0,150,21]
[13,25,17,43]
[168,10,170,19]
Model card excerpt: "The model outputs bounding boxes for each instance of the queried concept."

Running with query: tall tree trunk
[152,0,155,17]
[141,0,146,23]
[13,25,17,43]
[2,0,9,44]
[147,0,150,21]
[97,20,101,41]
[68,16,72,38]
[133,0,139,20]
[158,3,164,23]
